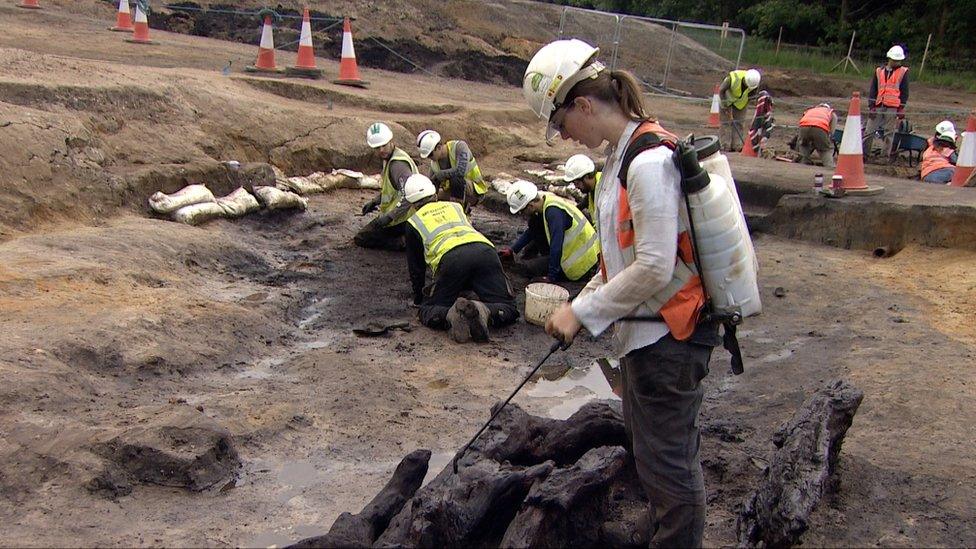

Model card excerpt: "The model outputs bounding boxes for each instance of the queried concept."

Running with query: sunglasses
[546,100,577,144]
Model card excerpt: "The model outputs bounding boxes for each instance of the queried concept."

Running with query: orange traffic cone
[950,110,976,187]
[286,8,323,79]
[834,92,883,195]
[246,15,282,73]
[110,0,134,32]
[741,129,758,157]
[17,0,41,9]
[333,17,369,88]
[125,5,154,44]
[707,85,721,128]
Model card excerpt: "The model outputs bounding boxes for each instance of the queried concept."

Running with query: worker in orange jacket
[863,45,910,157]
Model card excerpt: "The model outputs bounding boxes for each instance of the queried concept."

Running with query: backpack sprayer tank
[676,136,762,319]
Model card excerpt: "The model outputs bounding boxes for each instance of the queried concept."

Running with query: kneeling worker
[355,122,419,250]
[797,103,838,168]
[416,130,488,212]
[403,174,518,343]
[498,180,599,283]
[562,154,601,223]
[920,120,957,184]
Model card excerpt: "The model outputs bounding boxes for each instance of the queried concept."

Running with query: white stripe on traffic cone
[950,111,976,186]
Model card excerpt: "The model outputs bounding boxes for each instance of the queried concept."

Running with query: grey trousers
[797,126,835,168]
[862,105,897,156]
[620,329,717,548]
[725,105,748,151]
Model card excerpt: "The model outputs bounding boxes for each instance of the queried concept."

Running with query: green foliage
[739,0,830,45]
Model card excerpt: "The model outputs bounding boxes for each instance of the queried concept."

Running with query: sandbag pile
[148,184,303,226]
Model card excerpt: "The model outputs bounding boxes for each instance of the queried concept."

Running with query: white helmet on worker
[507,180,539,214]
[935,120,957,141]
[403,174,437,204]
[887,45,906,61]
[366,122,393,148]
[744,69,761,89]
[522,39,604,128]
[416,130,441,159]
[563,154,596,182]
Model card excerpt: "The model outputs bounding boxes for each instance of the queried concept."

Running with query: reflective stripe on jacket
[799,106,833,133]
[381,147,419,226]
[407,201,491,273]
[541,194,599,281]
[876,66,908,108]
[586,171,602,223]
[726,70,752,110]
[920,137,956,179]
[608,120,705,341]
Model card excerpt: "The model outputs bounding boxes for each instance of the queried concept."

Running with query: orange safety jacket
[799,106,833,133]
[876,66,908,108]
[603,120,706,341]
[920,137,956,179]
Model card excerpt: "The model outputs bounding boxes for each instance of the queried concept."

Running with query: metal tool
[452,339,569,474]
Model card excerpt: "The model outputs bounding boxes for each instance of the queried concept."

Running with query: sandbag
[171,202,226,225]
[216,187,261,218]
[278,175,325,195]
[253,186,308,211]
[149,184,215,214]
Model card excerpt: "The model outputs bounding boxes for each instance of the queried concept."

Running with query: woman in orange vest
[920,121,958,184]
[522,39,720,548]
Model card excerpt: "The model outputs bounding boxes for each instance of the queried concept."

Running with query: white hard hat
[522,39,604,123]
[744,69,761,89]
[366,122,393,148]
[507,179,539,214]
[416,130,441,159]
[563,154,596,182]
[403,174,436,204]
[887,45,906,61]
[935,120,955,136]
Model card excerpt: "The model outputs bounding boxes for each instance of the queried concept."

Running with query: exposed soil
[0,2,975,548]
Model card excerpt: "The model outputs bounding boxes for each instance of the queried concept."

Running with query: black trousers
[620,324,718,548]
[418,243,519,329]
[354,219,405,251]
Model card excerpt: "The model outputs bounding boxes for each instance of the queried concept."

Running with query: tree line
[540,0,974,72]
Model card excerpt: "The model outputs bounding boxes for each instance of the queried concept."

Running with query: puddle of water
[298,296,333,331]
[422,452,454,487]
[526,359,620,419]
[246,524,326,549]
[277,460,322,504]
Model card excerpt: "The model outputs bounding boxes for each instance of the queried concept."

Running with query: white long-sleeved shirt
[571,120,687,358]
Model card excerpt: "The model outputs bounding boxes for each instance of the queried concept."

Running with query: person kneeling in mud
[402,174,518,342]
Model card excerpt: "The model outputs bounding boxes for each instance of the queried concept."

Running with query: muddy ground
[1,2,975,548]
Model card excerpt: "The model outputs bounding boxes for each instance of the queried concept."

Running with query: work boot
[456,297,490,343]
[446,300,471,343]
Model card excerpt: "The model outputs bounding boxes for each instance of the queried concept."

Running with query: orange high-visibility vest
[604,120,705,341]
[920,137,955,179]
[876,66,908,108]
[799,106,834,133]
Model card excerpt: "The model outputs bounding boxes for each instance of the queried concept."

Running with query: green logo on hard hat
[527,72,544,92]
[369,123,382,135]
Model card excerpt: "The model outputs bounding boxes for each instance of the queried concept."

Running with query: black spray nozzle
[676,136,710,194]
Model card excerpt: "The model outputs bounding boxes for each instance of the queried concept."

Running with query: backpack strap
[618,132,663,190]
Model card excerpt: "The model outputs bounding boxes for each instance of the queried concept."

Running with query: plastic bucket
[524,283,569,327]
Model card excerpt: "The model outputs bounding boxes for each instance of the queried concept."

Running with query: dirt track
[1,2,975,547]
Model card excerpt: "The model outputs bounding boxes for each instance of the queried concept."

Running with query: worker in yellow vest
[498,180,599,283]
[416,130,488,213]
[356,122,419,250]
[797,103,838,168]
[718,68,761,151]
[863,45,910,157]
[919,121,957,184]
[562,154,602,223]
[402,174,518,342]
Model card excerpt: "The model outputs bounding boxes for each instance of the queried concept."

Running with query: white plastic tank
[694,136,759,275]
[681,137,762,318]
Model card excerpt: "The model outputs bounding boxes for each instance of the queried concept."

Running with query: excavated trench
[152,3,527,86]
